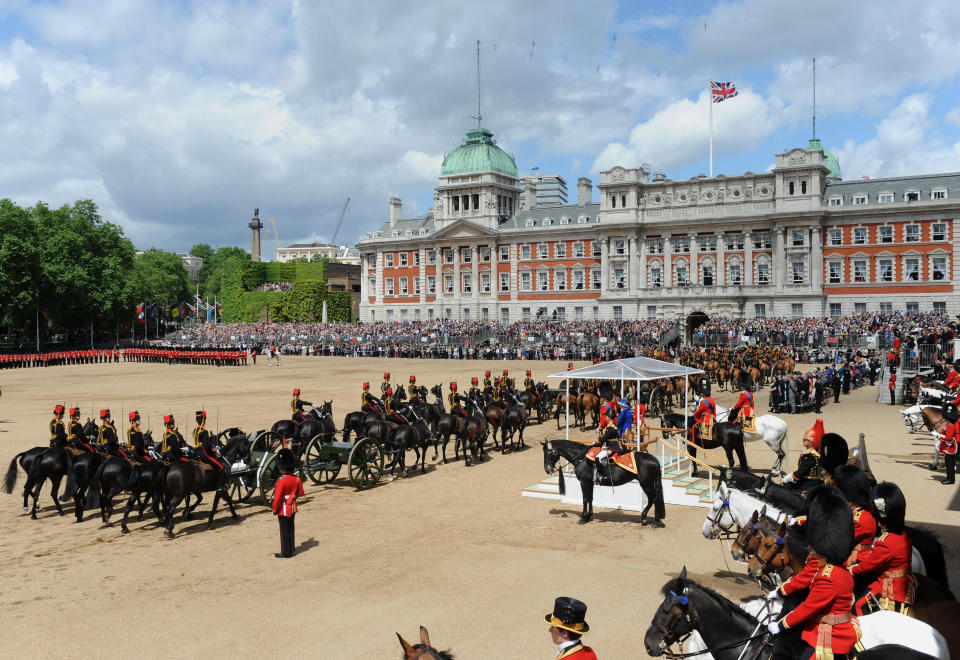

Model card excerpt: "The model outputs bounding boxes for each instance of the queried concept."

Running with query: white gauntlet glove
[782,473,796,484]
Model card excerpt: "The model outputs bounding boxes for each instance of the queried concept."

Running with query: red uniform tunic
[847,507,877,566]
[557,642,598,659]
[693,397,716,424]
[781,563,860,657]
[777,554,824,597]
[850,531,915,610]
[271,474,304,517]
[633,403,646,427]
[939,420,959,455]
[598,401,615,430]
[734,390,754,411]
[946,370,960,390]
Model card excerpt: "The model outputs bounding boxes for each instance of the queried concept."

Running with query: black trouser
[944,453,956,483]
[833,385,841,403]
[889,388,896,405]
[278,514,296,557]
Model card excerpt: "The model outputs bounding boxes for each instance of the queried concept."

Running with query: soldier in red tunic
[271,448,304,559]
[936,410,958,485]
[545,597,597,659]
[767,486,860,660]
[851,482,915,616]
[833,465,877,566]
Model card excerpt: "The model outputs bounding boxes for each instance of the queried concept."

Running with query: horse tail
[3,452,25,494]
[60,450,76,502]
[652,461,665,520]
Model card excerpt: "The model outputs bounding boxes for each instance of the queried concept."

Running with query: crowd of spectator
[252,281,294,292]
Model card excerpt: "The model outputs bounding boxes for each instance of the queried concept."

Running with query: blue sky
[2,0,960,252]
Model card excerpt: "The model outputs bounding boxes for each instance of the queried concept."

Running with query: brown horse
[730,507,776,562]
[553,392,581,430]
[397,626,453,660]
[577,391,601,430]
[748,365,763,388]
[716,366,730,390]
[483,402,504,448]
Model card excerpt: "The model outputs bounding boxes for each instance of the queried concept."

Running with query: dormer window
[560,217,570,225]
[525,218,536,227]
[905,190,920,202]
[828,196,843,206]
[932,189,948,200]
[852,194,867,205]
[543,218,553,226]
[878,192,894,203]
[577,216,587,224]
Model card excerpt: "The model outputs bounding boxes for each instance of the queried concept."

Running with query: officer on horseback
[468,377,481,401]
[783,419,824,490]
[730,387,755,430]
[592,394,623,482]
[49,404,67,447]
[67,407,94,452]
[193,410,225,469]
[448,382,466,417]
[291,388,311,423]
[97,409,121,456]
[691,393,716,443]
[381,372,391,397]
[483,370,492,390]
[160,414,185,460]
[126,411,150,461]
[407,375,420,403]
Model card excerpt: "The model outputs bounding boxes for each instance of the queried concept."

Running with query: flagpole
[144,302,148,342]
[708,80,713,177]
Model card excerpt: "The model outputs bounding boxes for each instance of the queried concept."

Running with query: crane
[270,217,280,260]
[330,197,350,246]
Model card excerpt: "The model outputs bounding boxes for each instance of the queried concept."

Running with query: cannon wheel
[647,386,664,416]
[215,428,245,449]
[251,430,283,454]
[348,437,383,490]
[258,453,284,504]
[227,471,257,503]
[303,434,341,485]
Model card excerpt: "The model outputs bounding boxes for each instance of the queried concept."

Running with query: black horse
[90,450,166,531]
[719,467,805,514]
[390,412,434,474]
[295,402,336,447]
[662,412,747,478]
[434,413,464,463]
[4,444,76,518]
[542,439,664,527]
[500,404,529,452]
[160,439,245,538]
[342,411,365,442]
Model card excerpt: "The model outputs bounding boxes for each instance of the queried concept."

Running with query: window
[573,242,584,258]
[592,241,602,257]
[755,304,766,318]
[614,268,625,288]
[906,303,919,313]
[555,242,567,258]
[854,303,866,314]
[592,269,602,289]
[472,193,479,210]
[443,249,454,264]
[452,196,460,212]
[646,305,657,320]
[554,307,566,320]
[905,258,919,281]
[427,251,436,265]
[934,302,946,314]
[828,196,843,207]
[878,259,893,282]
[801,180,807,194]
[933,257,947,281]
[575,307,584,321]
[501,308,510,322]
[461,248,472,264]
[522,307,531,321]
[757,262,770,285]
[878,193,894,203]
[880,302,893,314]
[752,233,772,249]
[386,309,393,321]
[463,308,470,320]
[791,303,803,317]
[827,228,842,246]
[792,261,806,284]
[556,269,566,290]
[650,267,662,288]
[610,194,617,208]
[400,309,408,320]
[573,270,585,290]
[399,277,408,294]
[648,238,664,254]
[480,273,490,293]
[414,309,420,320]
[500,273,510,292]
[519,271,532,291]
[905,225,920,242]
[480,247,490,262]
[729,263,742,285]
[367,254,375,267]
[481,307,488,320]
[698,235,717,252]
[725,234,744,250]
[414,277,421,295]
[675,265,688,286]
[614,239,626,255]
[525,219,536,228]
[905,191,919,202]
[613,305,623,320]
[413,251,420,266]
[792,229,805,247]
[853,194,867,205]
[933,189,948,200]
[878,226,893,243]
[933,223,948,241]
[499,246,510,261]
[789,181,795,195]
[621,194,626,207]
[538,271,549,291]
[443,274,454,293]
[853,227,867,245]
[536,244,547,259]
[672,237,690,253]
[399,253,408,266]
[828,262,842,284]
[385,278,394,295]
[853,260,867,283]
[830,303,842,317]
[702,265,715,286]
[385,253,395,267]
[520,245,531,260]
[427,276,436,294]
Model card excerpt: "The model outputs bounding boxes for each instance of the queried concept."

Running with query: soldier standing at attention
[271,448,304,559]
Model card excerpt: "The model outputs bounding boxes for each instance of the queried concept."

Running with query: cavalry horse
[517,382,547,423]
[88,430,169,532]
[160,443,242,538]
[500,403,529,452]
[577,390,601,430]
[661,411,748,479]
[4,440,77,519]
[397,626,454,660]
[553,390,581,430]
[542,439,664,527]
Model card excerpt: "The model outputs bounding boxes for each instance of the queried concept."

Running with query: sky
[4,0,960,254]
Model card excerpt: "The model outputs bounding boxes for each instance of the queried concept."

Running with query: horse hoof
[30,513,37,520]
[232,513,239,521]
[577,518,588,525]
[121,526,130,534]
[165,530,174,539]
[206,524,214,530]
[640,517,648,526]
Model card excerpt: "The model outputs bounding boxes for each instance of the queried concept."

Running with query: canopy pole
[565,378,570,443]
[684,381,689,475]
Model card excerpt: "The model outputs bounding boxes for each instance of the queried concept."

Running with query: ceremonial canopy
[548,356,703,382]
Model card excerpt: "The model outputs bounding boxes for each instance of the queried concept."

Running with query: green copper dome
[440,127,519,178]
[807,138,841,180]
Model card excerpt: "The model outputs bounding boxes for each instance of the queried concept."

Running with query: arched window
[788,181,795,195]
[801,180,807,194]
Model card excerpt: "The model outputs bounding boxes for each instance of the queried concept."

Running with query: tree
[311,254,341,264]
[125,249,191,309]
[0,199,40,330]
[196,245,250,300]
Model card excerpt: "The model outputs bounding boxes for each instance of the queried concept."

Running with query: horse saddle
[698,420,714,441]
[741,410,756,433]
[585,446,636,473]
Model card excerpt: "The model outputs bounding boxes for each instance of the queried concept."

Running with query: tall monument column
[249,207,263,262]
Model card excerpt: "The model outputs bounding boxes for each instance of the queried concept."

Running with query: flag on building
[710,80,737,103]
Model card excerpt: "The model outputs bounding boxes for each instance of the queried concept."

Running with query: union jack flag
[711,81,738,103]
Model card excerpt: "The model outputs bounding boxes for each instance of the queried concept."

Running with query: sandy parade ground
[1,356,959,659]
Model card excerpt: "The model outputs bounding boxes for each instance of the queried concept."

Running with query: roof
[806,138,841,180]
[824,172,960,206]
[499,201,602,230]
[440,127,519,178]
[549,357,703,382]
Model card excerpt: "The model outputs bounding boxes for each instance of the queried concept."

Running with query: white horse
[713,404,789,475]
[901,403,940,434]
[701,483,792,541]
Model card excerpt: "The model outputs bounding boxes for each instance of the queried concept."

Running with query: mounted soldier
[49,404,66,447]
[590,392,623,481]
[482,370,492,390]
[730,387,756,433]
[291,388,311,424]
[691,393,716,443]
[67,407,94,452]
[523,369,540,402]
[501,369,512,390]
[97,409,121,456]
[383,382,396,415]
[468,377,481,402]
[159,414,186,460]
[407,375,422,405]
[361,382,384,415]
[126,411,151,462]
[852,482,915,616]
[448,382,467,418]
[381,371,391,398]
[783,419,824,490]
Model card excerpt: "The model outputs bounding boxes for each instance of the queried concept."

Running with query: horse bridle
[654,590,772,660]
[706,497,737,539]
[410,647,444,660]
[753,531,786,575]
[732,520,762,556]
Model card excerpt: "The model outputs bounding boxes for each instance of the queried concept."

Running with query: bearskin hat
[806,485,854,565]
[598,382,614,401]
[276,448,297,474]
[872,481,906,534]
[819,433,849,477]
[833,464,871,508]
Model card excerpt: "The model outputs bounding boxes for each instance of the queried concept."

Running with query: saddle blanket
[585,447,638,474]
[743,416,757,433]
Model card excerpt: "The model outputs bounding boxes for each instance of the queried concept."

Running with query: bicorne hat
[545,596,590,635]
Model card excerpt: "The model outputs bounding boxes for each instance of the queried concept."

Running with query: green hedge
[218,260,351,323]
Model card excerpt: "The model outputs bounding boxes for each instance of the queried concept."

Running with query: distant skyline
[4,0,960,252]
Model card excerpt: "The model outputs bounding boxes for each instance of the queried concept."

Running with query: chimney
[389,196,402,227]
[652,172,667,183]
[577,177,593,206]
[524,180,537,210]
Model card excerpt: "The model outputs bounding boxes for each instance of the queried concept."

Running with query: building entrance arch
[686,311,709,343]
